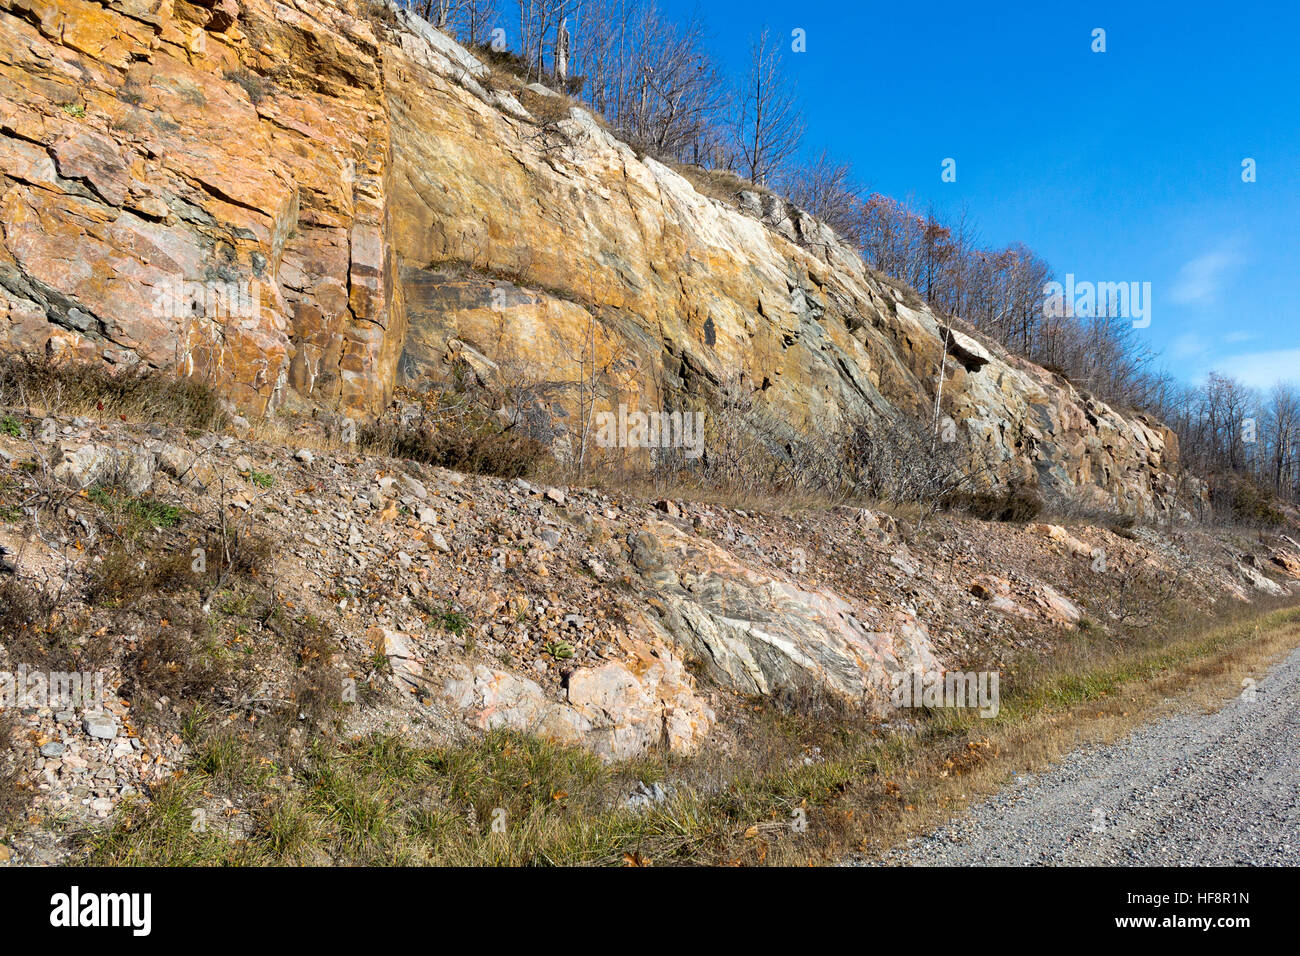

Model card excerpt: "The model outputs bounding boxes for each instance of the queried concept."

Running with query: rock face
[629,520,942,705]
[442,639,713,761]
[3,0,1181,516]
[0,0,403,415]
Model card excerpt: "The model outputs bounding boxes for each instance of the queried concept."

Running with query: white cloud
[1212,349,1300,389]
[1169,241,1246,307]
[1170,332,1209,360]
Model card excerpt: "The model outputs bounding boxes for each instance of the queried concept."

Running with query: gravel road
[864,643,1300,866]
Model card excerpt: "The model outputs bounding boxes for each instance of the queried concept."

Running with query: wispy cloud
[1211,348,1300,389]
[1170,332,1210,360]
[1169,241,1246,307]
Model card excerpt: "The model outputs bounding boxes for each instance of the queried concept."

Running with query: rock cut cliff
[0,0,1183,516]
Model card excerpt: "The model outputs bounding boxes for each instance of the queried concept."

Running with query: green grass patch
[87,485,184,530]
[434,606,469,636]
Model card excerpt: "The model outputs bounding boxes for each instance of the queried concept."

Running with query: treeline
[780,154,1178,415]
[1161,375,1300,511]
[393,0,1299,513]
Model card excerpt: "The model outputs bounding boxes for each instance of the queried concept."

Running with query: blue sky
[654,0,1299,389]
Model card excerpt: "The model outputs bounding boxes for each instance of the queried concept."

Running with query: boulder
[1238,563,1286,597]
[442,645,711,760]
[566,645,712,758]
[970,574,1011,600]
[82,713,118,740]
[941,326,993,370]
[635,520,941,707]
[1270,549,1300,580]
[153,442,217,490]
[54,443,155,495]
[367,627,425,690]
[1028,523,1094,559]
[1033,585,1083,627]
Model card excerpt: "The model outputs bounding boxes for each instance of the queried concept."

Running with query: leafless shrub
[955,480,1046,523]
[1112,555,1193,630]
[88,529,270,606]
[0,574,54,645]
[633,373,972,520]
[120,602,244,724]
[360,386,547,479]
[0,356,225,430]
[272,611,345,731]
[839,415,974,523]
[1207,473,1286,529]
[0,575,70,668]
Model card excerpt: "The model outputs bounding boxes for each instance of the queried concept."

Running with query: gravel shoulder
[866,642,1300,866]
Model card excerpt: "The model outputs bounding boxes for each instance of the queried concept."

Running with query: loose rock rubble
[1,412,1298,861]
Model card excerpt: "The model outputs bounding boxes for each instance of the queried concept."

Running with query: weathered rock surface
[1238,562,1287,597]
[0,0,402,415]
[52,441,155,493]
[1028,523,1097,560]
[441,638,712,761]
[1271,548,1300,579]
[631,519,942,706]
[2,0,1185,517]
[1033,585,1083,628]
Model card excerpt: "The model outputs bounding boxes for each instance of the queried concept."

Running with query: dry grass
[517,86,575,126]
[954,480,1045,523]
[662,161,770,210]
[0,574,102,673]
[88,527,271,605]
[358,393,547,480]
[537,455,849,515]
[865,268,929,314]
[0,356,225,431]
[819,598,1300,865]
[537,403,973,526]
[475,44,599,129]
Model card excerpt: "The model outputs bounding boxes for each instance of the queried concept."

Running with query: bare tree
[517,0,584,82]
[1262,382,1300,494]
[731,27,804,186]
[777,150,864,243]
[579,0,729,164]
[401,0,499,45]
